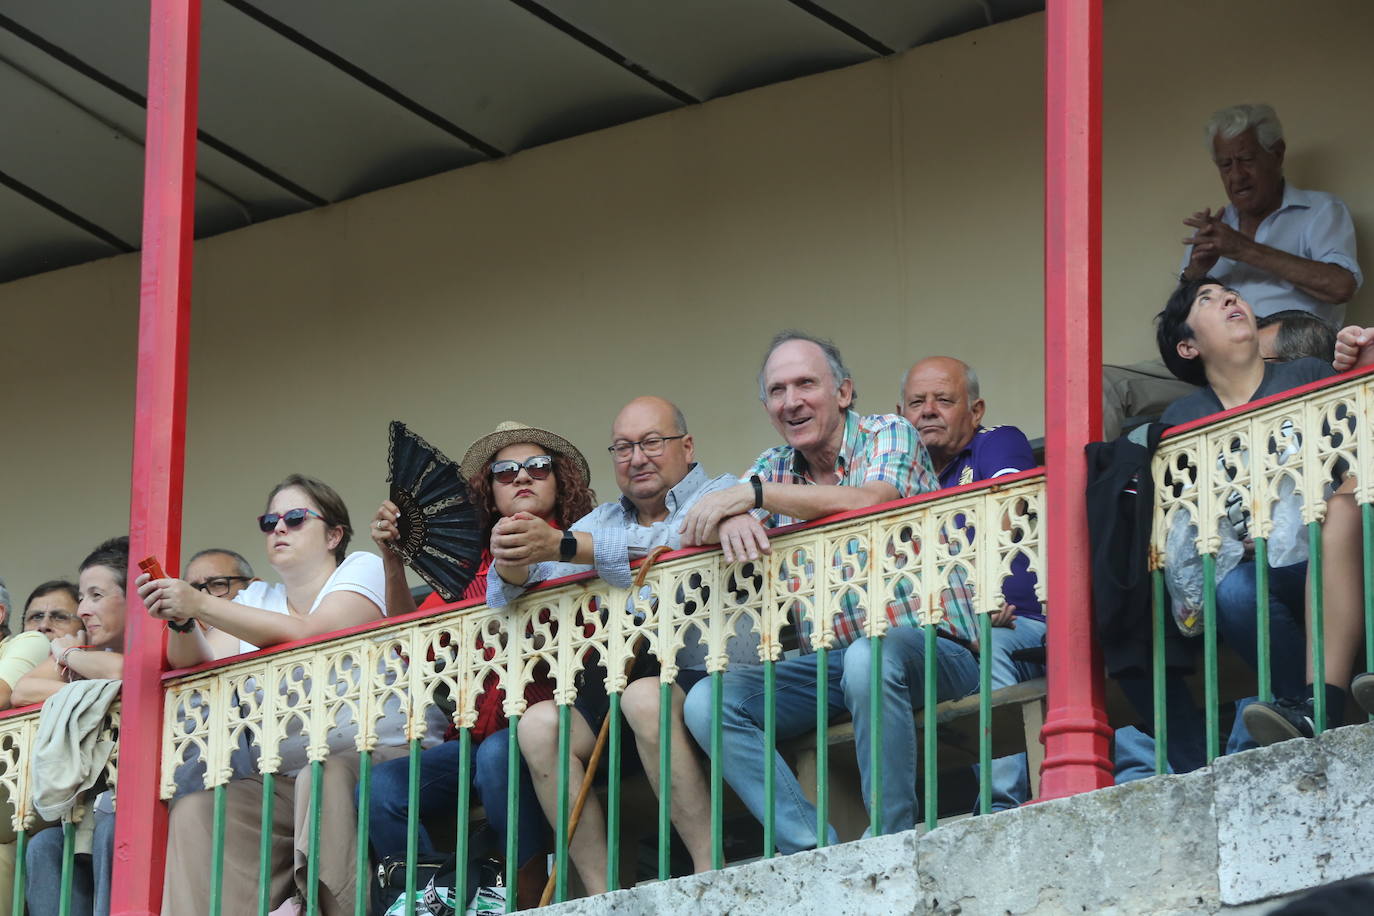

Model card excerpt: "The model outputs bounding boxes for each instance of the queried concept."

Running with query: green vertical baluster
[1309,522,1327,732]
[504,720,520,913]
[11,828,26,916]
[606,694,623,892]
[709,671,724,870]
[354,751,373,916]
[308,759,324,916]
[58,820,75,916]
[404,740,421,916]
[814,646,829,849]
[209,783,228,916]
[454,729,473,909]
[978,613,992,815]
[657,681,672,881]
[555,704,571,903]
[1202,553,1220,762]
[923,622,938,832]
[1151,569,1169,775]
[763,659,776,858]
[1254,538,1273,703]
[1363,504,1374,722]
[868,636,883,837]
[257,772,277,916]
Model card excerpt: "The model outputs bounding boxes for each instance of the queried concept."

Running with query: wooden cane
[539,545,673,906]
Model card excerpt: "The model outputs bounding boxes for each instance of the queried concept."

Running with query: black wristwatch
[167,618,196,634]
[750,474,765,510]
[559,529,578,562]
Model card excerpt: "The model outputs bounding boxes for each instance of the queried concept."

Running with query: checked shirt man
[679,331,940,853]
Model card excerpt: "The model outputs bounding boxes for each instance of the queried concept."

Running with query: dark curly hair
[1156,275,1222,387]
[468,450,596,541]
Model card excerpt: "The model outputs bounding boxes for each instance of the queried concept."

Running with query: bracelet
[58,645,94,668]
[750,474,764,510]
[167,617,196,634]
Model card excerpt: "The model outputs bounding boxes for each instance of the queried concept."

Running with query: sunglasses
[491,455,554,484]
[257,507,324,533]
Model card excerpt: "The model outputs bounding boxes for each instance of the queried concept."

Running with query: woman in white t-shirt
[138,474,402,916]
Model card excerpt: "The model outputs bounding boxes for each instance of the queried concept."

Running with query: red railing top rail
[160,465,1046,682]
[1159,363,1374,440]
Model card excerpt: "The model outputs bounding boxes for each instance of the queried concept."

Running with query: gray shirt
[1159,357,1334,427]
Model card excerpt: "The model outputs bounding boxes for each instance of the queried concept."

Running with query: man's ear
[970,398,986,426]
[1271,138,1286,167]
[681,433,695,464]
[837,378,854,410]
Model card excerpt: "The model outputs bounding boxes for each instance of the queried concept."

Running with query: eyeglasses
[257,507,324,533]
[191,576,253,597]
[608,435,685,462]
[491,455,554,484]
[24,610,76,627]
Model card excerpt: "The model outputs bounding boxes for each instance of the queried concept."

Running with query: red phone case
[139,555,167,580]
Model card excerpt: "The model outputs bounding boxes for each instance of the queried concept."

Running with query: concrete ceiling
[0,0,1041,283]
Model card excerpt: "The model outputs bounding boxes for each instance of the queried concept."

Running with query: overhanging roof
[0,0,1041,283]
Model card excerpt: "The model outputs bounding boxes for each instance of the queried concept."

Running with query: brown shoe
[515,856,548,911]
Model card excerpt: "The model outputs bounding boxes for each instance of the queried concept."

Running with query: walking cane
[539,545,673,906]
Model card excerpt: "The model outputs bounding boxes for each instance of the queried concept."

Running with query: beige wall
[3,0,1372,610]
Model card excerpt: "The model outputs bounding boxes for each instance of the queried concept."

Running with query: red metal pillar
[110,1,201,913]
[1038,0,1114,798]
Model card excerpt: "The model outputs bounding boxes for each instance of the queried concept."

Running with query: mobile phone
[139,555,167,581]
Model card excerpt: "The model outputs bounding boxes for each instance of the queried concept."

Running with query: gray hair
[672,405,688,436]
[1257,310,1337,363]
[899,359,981,407]
[1206,103,1284,154]
[186,548,255,579]
[757,330,856,402]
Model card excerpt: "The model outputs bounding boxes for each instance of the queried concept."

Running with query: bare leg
[1308,478,1364,691]
[517,700,607,896]
[621,678,713,874]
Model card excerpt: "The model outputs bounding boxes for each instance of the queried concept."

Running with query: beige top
[0,631,52,688]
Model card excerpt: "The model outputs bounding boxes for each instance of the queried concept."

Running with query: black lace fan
[386,421,483,601]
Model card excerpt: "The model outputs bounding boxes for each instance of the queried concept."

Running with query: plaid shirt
[748,411,938,648]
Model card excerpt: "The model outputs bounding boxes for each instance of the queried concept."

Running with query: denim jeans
[1215,560,1308,753]
[683,651,846,854]
[1115,672,1208,774]
[1112,726,1164,784]
[367,728,546,867]
[975,617,1048,812]
[841,627,980,834]
[27,794,115,916]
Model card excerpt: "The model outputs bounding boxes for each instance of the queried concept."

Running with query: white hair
[1205,103,1284,154]
[899,359,981,407]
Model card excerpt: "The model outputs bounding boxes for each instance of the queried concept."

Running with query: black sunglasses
[491,455,554,484]
[257,507,324,533]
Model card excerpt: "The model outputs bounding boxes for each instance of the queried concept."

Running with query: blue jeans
[367,728,546,867]
[683,652,846,854]
[1113,726,1164,784]
[841,628,980,833]
[974,617,1047,812]
[1216,560,1308,753]
[27,795,115,916]
[1115,673,1208,774]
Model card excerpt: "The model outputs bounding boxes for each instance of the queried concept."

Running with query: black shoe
[1243,697,1316,747]
[1352,673,1374,717]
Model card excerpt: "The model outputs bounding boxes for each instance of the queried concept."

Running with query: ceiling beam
[0,167,135,252]
[784,0,894,55]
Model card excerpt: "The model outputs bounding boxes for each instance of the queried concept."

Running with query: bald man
[899,356,1045,812]
[489,396,754,894]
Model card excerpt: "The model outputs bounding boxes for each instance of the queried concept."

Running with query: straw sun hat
[459,420,591,486]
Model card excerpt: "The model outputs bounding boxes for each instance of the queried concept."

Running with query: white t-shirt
[231,551,440,774]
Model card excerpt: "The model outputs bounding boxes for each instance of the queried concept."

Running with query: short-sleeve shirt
[1179,184,1361,325]
[1160,357,1335,427]
[0,631,52,689]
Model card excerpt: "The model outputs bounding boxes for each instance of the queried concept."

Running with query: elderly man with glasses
[183,548,258,658]
[487,396,754,893]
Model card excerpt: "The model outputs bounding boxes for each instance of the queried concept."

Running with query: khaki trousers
[161,745,407,916]
[1102,359,1197,440]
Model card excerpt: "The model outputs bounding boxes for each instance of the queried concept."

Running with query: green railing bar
[657,681,672,881]
[1309,522,1327,733]
[58,820,75,916]
[405,739,421,916]
[606,694,623,892]
[555,704,571,903]
[1254,537,1273,703]
[923,622,938,832]
[1151,569,1168,776]
[868,636,883,837]
[1364,504,1374,722]
[978,613,992,815]
[504,718,521,914]
[709,671,724,870]
[814,646,829,849]
[10,828,25,916]
[257,771,277,916]
[209,782,228,916]
[763,659,776,858]
[307,759,324,916]
[354,750,373,916]
[455,728,473,909]
[1202,553,1219,762]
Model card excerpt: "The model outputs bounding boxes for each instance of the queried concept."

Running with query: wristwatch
[750,474,765,510]
[559,529,578,562]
